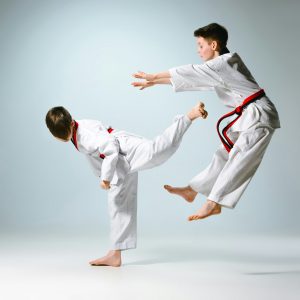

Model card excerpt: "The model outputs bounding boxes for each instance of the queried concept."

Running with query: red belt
[216,89,265,152]
[107,127,114,134]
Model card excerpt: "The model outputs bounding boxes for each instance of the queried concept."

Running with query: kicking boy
[132,23,280,221]
[45,103,207,267]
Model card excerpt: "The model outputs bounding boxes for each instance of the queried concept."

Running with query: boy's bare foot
[187,102,208,121]
[188,200,222,221]
[89,250,121,267]
[164,185,197,203]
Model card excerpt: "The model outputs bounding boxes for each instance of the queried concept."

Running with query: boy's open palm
[131,71,155,90]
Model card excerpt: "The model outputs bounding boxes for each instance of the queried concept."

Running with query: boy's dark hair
[194,23,229,55]
[45,106,73,140]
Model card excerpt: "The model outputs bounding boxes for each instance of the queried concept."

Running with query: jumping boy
[45,103,207,266]
[132,23,280,221]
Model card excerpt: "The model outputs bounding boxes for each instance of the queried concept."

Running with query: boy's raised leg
[128,102,207,174]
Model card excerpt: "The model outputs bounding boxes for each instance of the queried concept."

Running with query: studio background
[0,0,299,239]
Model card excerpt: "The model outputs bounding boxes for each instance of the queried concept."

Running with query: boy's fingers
[132,71,146,79]
[132,82,141,86]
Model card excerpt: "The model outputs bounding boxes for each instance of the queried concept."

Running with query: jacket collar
[71,121,79,150]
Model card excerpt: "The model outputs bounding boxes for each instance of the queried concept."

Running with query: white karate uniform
[169,52,280,208]
[72,115,191,250]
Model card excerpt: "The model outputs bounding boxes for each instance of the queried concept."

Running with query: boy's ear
[211,40,218,51]
[71,120,75,126]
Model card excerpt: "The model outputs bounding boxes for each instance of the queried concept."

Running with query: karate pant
[189,125,275,208]
[108,115,192,250]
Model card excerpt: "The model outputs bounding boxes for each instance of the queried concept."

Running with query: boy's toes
[188,215,195,221]
[188,214,202,221]
[164,185,172,191]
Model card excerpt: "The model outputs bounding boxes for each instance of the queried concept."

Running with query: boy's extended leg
[89,172,138,267]
[128,103,205,173]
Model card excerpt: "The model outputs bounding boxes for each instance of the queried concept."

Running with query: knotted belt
[216,89,265,152]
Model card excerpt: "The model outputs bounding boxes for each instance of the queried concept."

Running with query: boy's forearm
[151,78,171,85]
[100,153,119,182]
[152,71,171,80]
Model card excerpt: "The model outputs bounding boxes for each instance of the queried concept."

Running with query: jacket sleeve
[98,133,120,182]
[169,63,222,92]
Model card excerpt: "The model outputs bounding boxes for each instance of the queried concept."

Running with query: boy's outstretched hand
[132,70,171,90]
[131,71,155,90]
[101,180,111,190]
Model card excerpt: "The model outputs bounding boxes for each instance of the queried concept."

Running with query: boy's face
[196,37,219,61]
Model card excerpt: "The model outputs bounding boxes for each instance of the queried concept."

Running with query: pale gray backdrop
[0,0,299,237]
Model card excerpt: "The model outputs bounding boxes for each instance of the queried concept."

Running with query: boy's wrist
[152,73,158,81]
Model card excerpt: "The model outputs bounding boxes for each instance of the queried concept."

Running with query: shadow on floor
[124,246,300,267]
[243,270,300,276]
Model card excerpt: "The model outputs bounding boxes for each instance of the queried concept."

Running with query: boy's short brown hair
[194,23,229,54]
[45,106,73,140]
